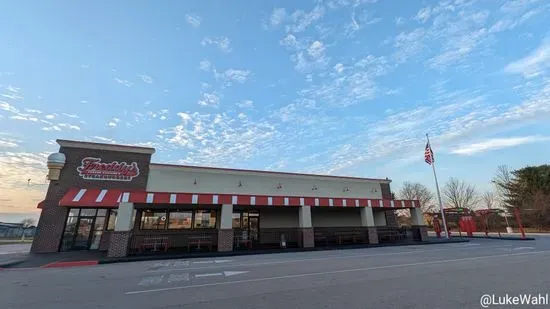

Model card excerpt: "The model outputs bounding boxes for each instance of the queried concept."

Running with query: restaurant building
[31,140,427,258]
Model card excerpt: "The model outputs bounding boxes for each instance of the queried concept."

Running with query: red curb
[41,260,99,268]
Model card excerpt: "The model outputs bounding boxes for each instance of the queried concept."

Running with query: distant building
[0,222,36,238]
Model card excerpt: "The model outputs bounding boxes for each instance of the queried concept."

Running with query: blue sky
[1,0,550,221]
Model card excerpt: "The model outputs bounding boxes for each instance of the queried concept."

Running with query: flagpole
[426,133,449,239]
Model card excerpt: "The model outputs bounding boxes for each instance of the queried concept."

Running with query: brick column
[299,206,314,248]
[411,208,428,241]
[107,202,133,258]
[361,207,379,244]
[218,204,234,252]
[107,231,130,257]
[31,205,68,253]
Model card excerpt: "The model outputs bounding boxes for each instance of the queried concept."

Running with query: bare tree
[399,182,436,212]
[443,177,478,210]
[482,191,495,209]
[492,165,512,208]
[20,218,36,241]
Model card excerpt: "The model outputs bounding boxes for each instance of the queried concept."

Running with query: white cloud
[0,101,19,113]
[286,5,325,33]
[41,126,61,131]
[92,136,116,144]
[138,74,154,84]
[505,39,550,78]
[163,112,277,166]
[222,69,251,84]
[10,115,38,122]
[395,17,406,25]
[80,64,90,69]
[108,121,117,127]
[80,100,88,104]
[0,138,18,148]
[451,136,550,155]
[198,92,220,107]
[44,114,55,120]
[62,113,79,119]
[5,85,19,93]
[199,59,212,71]
[333,63,344,73]
[186,14,201,28]
[415,7,432,23]
[24,108,42,114]
[201,37,232,52]
[270,8,287,26]
[237,100,254,109]
[58,123,81,130]
[114,78,133,87]
[290,40,330,73]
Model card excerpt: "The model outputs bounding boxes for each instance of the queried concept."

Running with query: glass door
[72,217,94,250]
[249,215,259,242]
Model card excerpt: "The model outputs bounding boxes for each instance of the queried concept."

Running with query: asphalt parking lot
[2,238,549,309]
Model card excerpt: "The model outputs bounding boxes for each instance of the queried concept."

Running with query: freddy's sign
[77,157,140,181]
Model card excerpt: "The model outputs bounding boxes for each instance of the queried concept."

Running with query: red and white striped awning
[59,188,419,209]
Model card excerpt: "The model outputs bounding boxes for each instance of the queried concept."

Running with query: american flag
[425,142,434,165]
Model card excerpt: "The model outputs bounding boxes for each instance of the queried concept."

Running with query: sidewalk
[1,237,467,269]
[0,243,31,268]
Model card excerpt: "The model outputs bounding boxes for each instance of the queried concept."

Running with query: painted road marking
[126,250,550,295]
[138,275,165,286]
[195,271,249,278]
[193,260,233,264]
[146,244,515,273]
[167,273,190,283]
[513,247,535,250]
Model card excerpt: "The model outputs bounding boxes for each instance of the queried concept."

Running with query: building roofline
[150,163,392,183]
[56,139,156,154]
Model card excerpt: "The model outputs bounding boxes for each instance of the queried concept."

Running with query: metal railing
[313,227,369,246]
[129,229,218,255]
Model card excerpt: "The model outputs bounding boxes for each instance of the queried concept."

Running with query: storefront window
[106,209,117,231]
[194,210,217,229]
[61,207,108,251]
[232,213,241,228]
[140,210,167,230]
[80,209,97,217]
[168,211,192,229]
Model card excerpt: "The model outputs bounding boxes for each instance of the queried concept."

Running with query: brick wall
[99,231,112,251]
[217,229,233,252]
[380,183,392,199]
[31,145,152,253]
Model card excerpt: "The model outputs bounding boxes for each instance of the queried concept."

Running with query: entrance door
[249,215,259,242]
[72,217,94,250]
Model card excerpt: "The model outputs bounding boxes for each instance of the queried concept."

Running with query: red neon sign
[77,157,140,181]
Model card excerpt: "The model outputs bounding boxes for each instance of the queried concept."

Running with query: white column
[373,211,387,226]
[114,202,134,231]
[360,207,375,226]
[220,204,233,229]
[299,206,312,228]
[411,208,425,226]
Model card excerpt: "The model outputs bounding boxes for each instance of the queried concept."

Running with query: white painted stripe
[300,198,305,206]
[127,251,550,295]
[192,194,199,204]
[117,194,122,203]
[268,197,273,206]
[232,195,238,205]
[401,200,406,208]
[329,199,333,207]
[95,189,108,203]
[170,194,177,204]
[412,201,416,208]
[250,196,256,205]
[122,192,130,203]
[284,197,289,206]
[342,199,347,207]
[314,198,319,206]
[367,200,372,207]
[146,193,154,204]
[379,200,384,207]
[73,189,87,202]
[391,200,395,208]
[212,195,219,204]
[355,199,359,207]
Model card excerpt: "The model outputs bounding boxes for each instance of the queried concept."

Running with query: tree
[494,165,550,230]
[492,165,512,208]
[443,177,478,210]
[20,218,36,241]
[481,191,495,209]
[398,182,436,213]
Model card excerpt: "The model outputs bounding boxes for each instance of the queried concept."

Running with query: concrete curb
[453,235,536,241]
[41,260,99,268]
[99,239,469,265]
[0,259,27,269]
